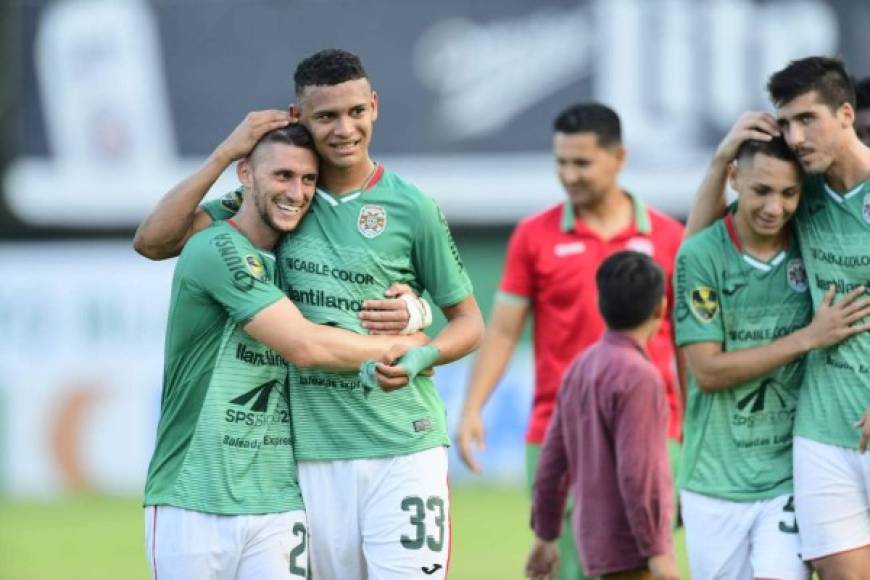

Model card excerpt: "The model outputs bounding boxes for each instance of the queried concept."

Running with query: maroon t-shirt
[531,331,674,576]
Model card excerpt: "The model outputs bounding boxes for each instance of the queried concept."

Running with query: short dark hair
[596,251,664,331]
[553,103,622,147]
[294,49,368,96]
[250,123,316,161]
[767,56,855,111]
[735,136,800,169]
[855,77,870,111]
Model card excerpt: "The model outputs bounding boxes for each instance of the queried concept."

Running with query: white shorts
[298,446,450,580]
[144,505,308,580]
[793,436,870,560]
[681,490,810,580]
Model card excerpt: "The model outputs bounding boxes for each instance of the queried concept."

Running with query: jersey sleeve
[180,230,285,324]
[673,239,724,346]
[200,187,244,222]
[411,196,474,307]
[497,221,534,303]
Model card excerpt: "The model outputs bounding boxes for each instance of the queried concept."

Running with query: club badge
[358,204,387,239]
[221,188,243,213]
[786,258,808,293]
[690,286,719,323]
[244,254,266,280]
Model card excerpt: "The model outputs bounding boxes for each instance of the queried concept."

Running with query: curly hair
[294,49,368,96]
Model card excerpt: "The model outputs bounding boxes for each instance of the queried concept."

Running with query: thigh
[236,511,309,580]
[144,505,240,580]
[362,447,451,580]
[297,461,366,580]
[750,495,811,580]
[680,491,753,580]
[793,437,870,561]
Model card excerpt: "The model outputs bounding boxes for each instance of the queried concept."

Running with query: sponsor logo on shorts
[625,237,654,256]
[689,286,718,322]
[422,564,443,575]
[358,204,387,238]
[554,241,585,257]
[244,254,266,280]
[786,258,808,292]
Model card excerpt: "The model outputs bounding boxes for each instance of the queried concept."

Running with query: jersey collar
[823,179,866,203]
[315,163,384,207]
[560,190,652,235]
[723,212,788,272]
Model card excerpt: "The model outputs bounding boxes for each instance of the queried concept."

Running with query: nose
[284,178,304,202]
[333,114,352,137]
[560,167,582,185]
[785,124,804,148]
[762,195,784,218]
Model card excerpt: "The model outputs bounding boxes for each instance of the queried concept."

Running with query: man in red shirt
[457,103,684,580]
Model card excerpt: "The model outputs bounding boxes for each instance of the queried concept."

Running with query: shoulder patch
[690,286,719,323]
[786,258,808,293]
[221,189,244,212]
[358,204,387,239]
[244,254,266,280]
[863,192,870,224]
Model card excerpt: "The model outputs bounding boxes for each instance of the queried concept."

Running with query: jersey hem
[143,497,305,515]
[678,482,793,502]
[295,439,449,462]
[793,429,861,451]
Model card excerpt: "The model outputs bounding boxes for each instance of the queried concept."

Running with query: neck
[575,187,633,238]
[825,134,870,191]
[232,206,280,251]
[733,211,783,259]
[615,321,657,347]
[319,157,377,196]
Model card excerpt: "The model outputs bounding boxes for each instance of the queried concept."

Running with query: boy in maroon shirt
[526,251,678,580]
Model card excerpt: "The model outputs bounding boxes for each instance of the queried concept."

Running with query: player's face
[245,143,318,233]
[854,108,870,147]
[730,153,801,239]
[776,90,852,175]
[554,132,624,209]
[297,78,378,170]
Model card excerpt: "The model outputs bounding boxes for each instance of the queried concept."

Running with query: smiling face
[554,132,625,209]
[238,142,318,234]
[297,78,378,171]
[730,152,801,240]
[776,90,854,175]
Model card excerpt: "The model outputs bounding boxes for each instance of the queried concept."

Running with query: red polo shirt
[499,194,684,443]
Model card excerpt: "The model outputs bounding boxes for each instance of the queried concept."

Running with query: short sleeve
[673,240,724,346]
[498,221,534,301]
[180,229,285,324]
[411,196,474,307]
[201,187,244,222]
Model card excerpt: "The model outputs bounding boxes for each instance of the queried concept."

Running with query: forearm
[684,156,730,238]
[531,426,570,541]
[429,298,484,365]
[686,330,812,392]
[133,151,228,259]
[292,322,409,371]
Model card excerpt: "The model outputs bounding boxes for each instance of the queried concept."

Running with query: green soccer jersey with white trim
[793,175,870,449]
[674,215,812,501]
[203,166,474,460]
[144,221,304,515]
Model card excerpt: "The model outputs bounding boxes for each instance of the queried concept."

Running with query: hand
[214,110,292,163]
[648,553,680,580]
[713,111,780,164]
[854,409,870,452]
[456,410,486,473]
[524,538,559,580]
[801,285,870,350]
[374,343,414,392]
[360,283,414,335]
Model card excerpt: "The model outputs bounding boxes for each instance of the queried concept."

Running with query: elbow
[286,344,319,369]
[132,231,176,261]
[695,370,726,393]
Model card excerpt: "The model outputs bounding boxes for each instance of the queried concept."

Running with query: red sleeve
[499,221,535,299]
[613,369,674,557]
[530,397,570,541]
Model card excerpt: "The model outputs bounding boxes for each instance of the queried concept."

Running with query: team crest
[221,188,244,212]
[786,259,808,293]
[244,254,266,280]
[863,192,870,224]
[690,286,719,323]
[626,237,654,256]
[358,204,387,239]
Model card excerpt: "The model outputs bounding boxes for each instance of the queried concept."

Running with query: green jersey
[144,221,303,515]
[674,214,812,501]
[793,176,870,449]
[204,166,474,460]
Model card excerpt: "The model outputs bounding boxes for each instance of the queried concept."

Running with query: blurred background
[0,0,868,578]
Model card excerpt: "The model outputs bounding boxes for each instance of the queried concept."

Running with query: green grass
[0,488,689,579]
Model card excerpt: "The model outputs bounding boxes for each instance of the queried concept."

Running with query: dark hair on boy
[855,77,870,111]
[596,251,664,330]
[250,123,316,161]
[294,49,368,96]
[553,103,622,147]
[735,136,800,169]
[767,56,855,112]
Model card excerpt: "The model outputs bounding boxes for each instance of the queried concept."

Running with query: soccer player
[456,103,684,580]
[143,123,427,580]
[853,77,870,147]
[526,251,678,580]
[686,56,870,579]
[136,49,484,580]
[677,128,870,579]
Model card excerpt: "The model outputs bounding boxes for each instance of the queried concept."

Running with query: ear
[838,101,855,129]
[371,90,379,122]
[236,157,254,189]
[288,103,301,123]
[610,144,627,170]
[728,161,739,192]
[654,294,668,320]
